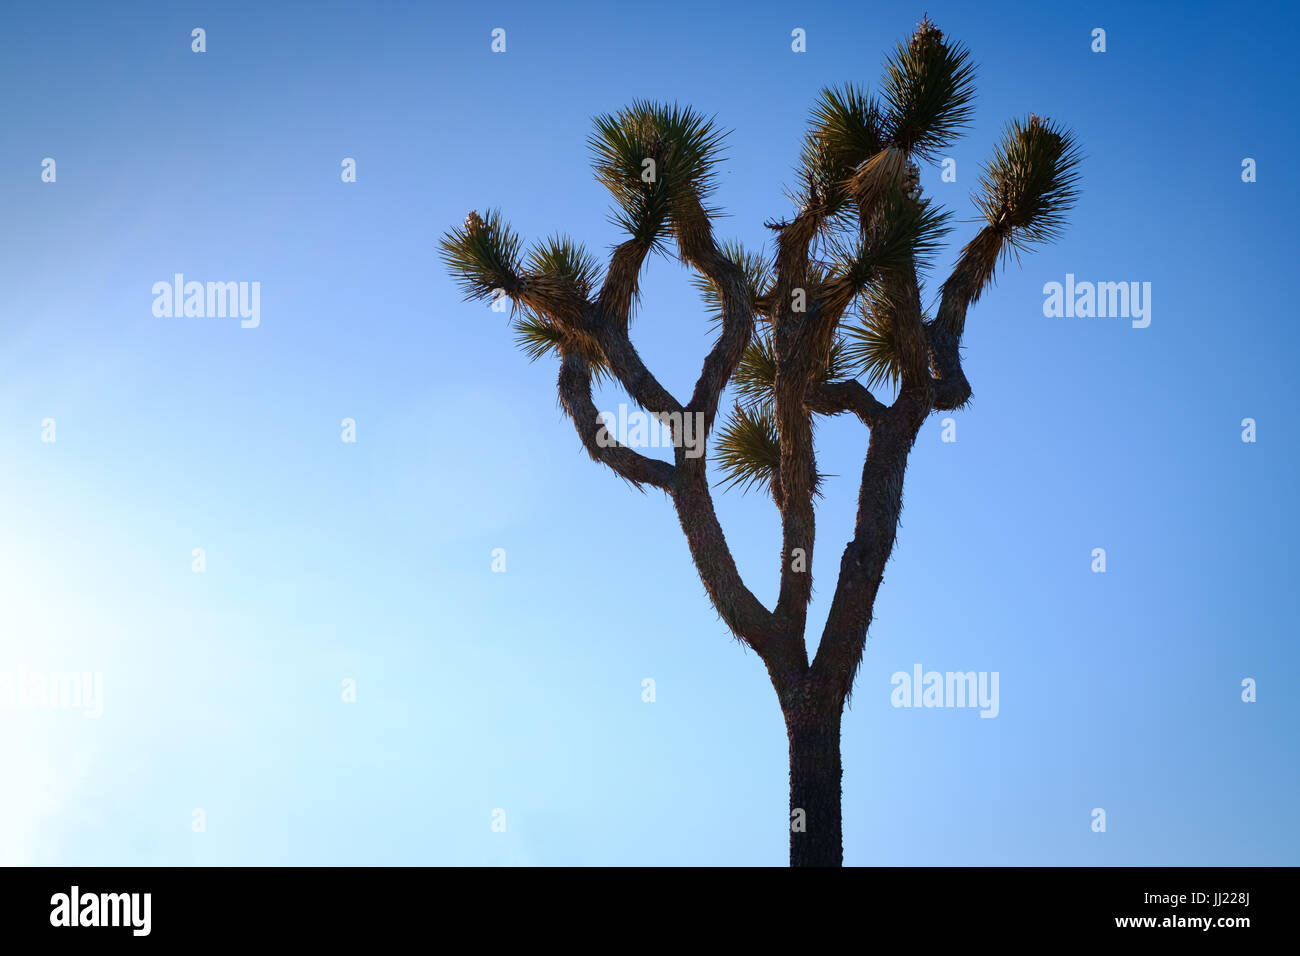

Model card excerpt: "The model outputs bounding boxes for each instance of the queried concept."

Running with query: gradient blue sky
[2,0,1296,865]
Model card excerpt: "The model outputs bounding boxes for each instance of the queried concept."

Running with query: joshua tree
[442,18,1080,867]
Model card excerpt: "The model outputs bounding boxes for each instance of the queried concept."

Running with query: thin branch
[806,379,889,428]
[676,197,756,435]
[557,350,676,491]
[596,238,652,333]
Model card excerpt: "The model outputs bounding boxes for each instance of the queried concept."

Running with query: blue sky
[1,0,1296,865]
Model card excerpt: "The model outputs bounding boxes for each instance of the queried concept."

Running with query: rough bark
[784,690,844,867]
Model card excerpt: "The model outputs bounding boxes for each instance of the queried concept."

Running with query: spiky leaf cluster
[945,115,1083,308]
[882,17,976,159]
[974,115,1082,248]
[589,101,726,250]
[840,284,905,390]
[442,19,1082,512]
[829,188,953,281]
[439,209,522,301]
[730,332,849,410]
[715,400,831,499]
[506,235,609,377]
[715,404,780,495]
[799,85,884,220]
[525,235,601,296]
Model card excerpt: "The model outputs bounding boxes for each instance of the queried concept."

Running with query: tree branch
[925,315,971,410]
[923,236,991,410]
[679,221,755,434]
[586,241,685,418]
[809,390,927,704]
[884,264,931,391]
[806,379,889,428]
[596,238,652,333]
[670,462,803,675]
[770,212,822,632]
[557,350,676,491]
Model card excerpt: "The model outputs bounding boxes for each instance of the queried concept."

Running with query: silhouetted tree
[442,17,1080,866]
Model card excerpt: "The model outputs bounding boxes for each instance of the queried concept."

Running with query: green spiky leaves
[715,399,830,499]
[589,101,727,250]
[721,319,848,497]
[974,115,1082,248]
[715,404,780,494]
[840,284,903,390]
[441,217,609,375]
[731,331,850,410]
[511,314,567,361]
[510,313,610,381]
[882,17,976,160]
[815,188,951,319]
[439,209,523,301]
[947,115,1082,309]
[732,332,779,409]
[525,235,601,298]
[512,235,606,375]
[832,189,952,280]
[442,20,1082,515]
[799,85,884,218]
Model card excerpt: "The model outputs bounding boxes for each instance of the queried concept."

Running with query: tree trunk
[786,703,843,867]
